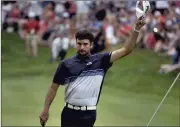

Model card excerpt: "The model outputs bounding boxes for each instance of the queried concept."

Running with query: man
[159,38,180,73]
[39,16,146,127]
[51,32,69,62]
[50,14,70,62]
[25,11,39,57]
[91,27,106,54]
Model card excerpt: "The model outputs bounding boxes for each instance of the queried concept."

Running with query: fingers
[40,116,47,123]
[40,117,46,127]
[40,119,45,126]
[140,19,146,25]
[138,16,146,25]
[139,15,145,20]
[135,16,146,30]
[39,115,48,126]
[40,120,45,127]
[41,122,45,127]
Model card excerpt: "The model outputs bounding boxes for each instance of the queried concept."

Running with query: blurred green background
[2,32,180,126]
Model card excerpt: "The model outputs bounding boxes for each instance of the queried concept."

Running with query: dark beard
[77,51,90,59]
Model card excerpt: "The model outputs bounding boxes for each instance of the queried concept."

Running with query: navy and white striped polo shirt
[53,52,113,106]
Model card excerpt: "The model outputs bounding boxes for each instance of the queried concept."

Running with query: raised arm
[110,16,146,63]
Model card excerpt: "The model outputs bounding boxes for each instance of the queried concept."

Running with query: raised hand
[134,16,146,31]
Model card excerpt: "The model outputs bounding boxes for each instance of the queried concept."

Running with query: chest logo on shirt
[86,62,92,66]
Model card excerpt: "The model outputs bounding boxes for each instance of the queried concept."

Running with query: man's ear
[90,43,93,49]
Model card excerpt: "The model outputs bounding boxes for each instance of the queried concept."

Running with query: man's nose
[80,45,85,49]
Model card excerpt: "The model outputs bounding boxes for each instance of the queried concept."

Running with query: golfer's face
[76,39,91,56]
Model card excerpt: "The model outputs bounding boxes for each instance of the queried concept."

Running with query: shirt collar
[75,53,91,62]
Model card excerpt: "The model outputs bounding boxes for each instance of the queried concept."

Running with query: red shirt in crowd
[25,19,39,34]
[10,7,21,19]
[146,33,156,49]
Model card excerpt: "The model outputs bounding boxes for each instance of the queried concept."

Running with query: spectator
[104,14,118,47]
[159,31,180,73]
[3,4,20,32]
[50,32,69,63]
[27,1,42,18]
[24,11,40,57]
[91,27,106,54]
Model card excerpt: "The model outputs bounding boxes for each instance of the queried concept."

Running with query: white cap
[166,20,172,27]
[175,7,180,15]
[28,11,36,18]
[63,12,69,18]
[154,11,161,17]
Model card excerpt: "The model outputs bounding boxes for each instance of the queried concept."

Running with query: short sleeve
[100,52,113,70]
[53,61,67,85]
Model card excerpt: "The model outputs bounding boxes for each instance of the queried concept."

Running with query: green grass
[2,32,180,126]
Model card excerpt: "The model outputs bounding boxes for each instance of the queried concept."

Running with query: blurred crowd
[2,0,180,73]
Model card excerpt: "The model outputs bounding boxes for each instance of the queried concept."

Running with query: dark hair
[75,29,94,43]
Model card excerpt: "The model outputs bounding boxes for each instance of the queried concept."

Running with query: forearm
[110,28,141,62]
[44,86,57,110]
[110,16,145,63]
[124,29,139,52]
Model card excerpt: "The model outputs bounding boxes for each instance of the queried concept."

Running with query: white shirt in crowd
[51,37,69,60]
[28,1,42,16]
[155,0,169,9]
[76,1,90,14]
